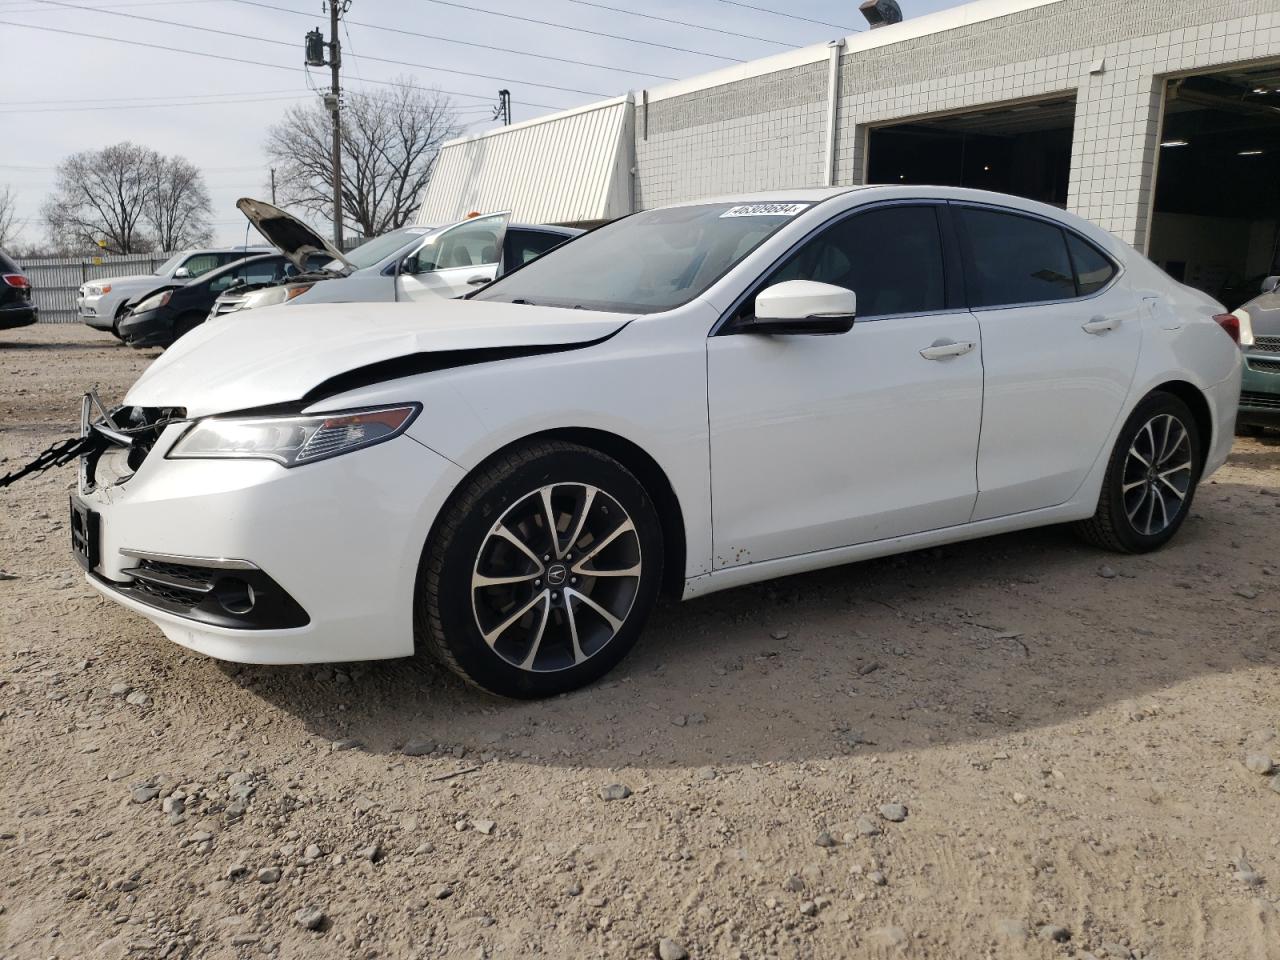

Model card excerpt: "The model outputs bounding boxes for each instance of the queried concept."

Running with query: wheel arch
[1147,379,1213,459]
[436,427,688,599]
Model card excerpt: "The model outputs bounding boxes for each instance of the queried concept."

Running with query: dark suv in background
[0,249,37,330]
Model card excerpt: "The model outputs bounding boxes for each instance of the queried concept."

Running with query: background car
[0,248,38,330]
[119,252,329,348]
[208,199,580,319]
[1234,275,1280,431]
[78,246,271,337]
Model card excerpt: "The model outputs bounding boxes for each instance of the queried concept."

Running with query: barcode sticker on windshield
[720,202,810,218]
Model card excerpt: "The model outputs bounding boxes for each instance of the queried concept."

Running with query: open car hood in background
[237,197,353,274]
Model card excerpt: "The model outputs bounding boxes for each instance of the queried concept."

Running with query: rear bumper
[0,304,37,329]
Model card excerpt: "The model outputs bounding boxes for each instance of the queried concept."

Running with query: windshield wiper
[510,298,536,306]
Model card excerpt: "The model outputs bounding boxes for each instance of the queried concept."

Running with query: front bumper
[1239,351,1280,426]
[118,308,173,348]
[78,423,466,663]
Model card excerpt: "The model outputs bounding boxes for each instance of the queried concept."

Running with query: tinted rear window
[0,249,20,274]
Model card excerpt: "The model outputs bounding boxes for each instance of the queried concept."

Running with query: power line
[27,0,612,97]
[0,87,301,106]
[558,0,793,47]
[227,0,677,82]
[0,93,312,114]
[417,0,746,63]
[0,20,572,110]
[707,0,860,32]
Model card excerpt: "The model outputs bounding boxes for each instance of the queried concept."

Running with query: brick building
[418,0,1280,306]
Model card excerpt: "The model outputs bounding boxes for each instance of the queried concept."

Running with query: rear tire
[1073,391,1203,553]
[416,441,663,698]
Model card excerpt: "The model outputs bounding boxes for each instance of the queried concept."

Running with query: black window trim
[950,200,1123,312]
[710,198,965,337]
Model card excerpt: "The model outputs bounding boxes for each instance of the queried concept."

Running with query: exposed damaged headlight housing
[167,404,420,467]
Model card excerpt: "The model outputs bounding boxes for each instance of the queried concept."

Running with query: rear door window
[957,207,1076,308]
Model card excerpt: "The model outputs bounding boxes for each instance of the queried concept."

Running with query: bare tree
[145,154,213,250]
[0,185,18,248]
[266,80,459,238]
[42,142,158,254]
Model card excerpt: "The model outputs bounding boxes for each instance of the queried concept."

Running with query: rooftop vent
[859,0,903,29]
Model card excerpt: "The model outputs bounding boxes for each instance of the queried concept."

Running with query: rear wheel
[417,441,663,698]
[1074,392,1202,553]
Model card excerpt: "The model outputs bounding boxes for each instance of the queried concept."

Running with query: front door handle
[466,275,492,286]
[1082,315,1119,334]
[919,339,976,360]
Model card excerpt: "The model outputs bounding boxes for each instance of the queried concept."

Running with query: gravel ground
[2,323,1279,960]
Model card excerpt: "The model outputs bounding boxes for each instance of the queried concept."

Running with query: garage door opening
[1149,62,1280,308]
[865,95,1076,206]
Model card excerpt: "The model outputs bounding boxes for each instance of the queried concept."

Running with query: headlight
[167,404,420,467]
[134,290,172,313]
[86,284,111,296]
[247,284,314,308]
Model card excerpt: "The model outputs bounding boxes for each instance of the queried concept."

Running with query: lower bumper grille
[109,555,310,630]
[1241,390,1280,410]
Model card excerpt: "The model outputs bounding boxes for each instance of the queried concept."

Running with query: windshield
[343,226,435,271]
[154,253,186,276]
[473,202,810,313]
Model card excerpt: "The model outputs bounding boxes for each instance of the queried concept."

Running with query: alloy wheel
[1121,413,1193,536]
[470,482,643,672]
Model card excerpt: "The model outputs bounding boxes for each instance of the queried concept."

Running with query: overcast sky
[0,0,965,247]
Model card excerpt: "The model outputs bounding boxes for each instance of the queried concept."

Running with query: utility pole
[493,89,511,126]
[269,167,277,205]
[304,2,349,247]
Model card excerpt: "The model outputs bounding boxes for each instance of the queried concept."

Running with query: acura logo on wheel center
[546,563,568,586]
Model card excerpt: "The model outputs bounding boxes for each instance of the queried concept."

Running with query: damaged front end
[79,391,187,494]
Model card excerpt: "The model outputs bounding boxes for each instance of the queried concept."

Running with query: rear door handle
[919,339,976,360]
[466,275,492,286]
[1082,315,1120,334]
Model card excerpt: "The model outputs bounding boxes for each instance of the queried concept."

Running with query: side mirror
[748,280,856,335]
[173,267,190,279]
[1261,275,1280,294]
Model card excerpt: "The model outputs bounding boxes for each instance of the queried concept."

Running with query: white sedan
[73,186,1242,698]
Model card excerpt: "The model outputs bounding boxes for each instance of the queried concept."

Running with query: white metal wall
[418,96,634,227]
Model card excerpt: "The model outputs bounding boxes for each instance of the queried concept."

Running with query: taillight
[2,274,29,289]
[1213,313,1240,343]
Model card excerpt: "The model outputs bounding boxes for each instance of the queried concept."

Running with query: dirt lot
[1,323,1279,960]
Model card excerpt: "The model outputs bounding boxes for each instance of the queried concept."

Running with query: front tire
[417,441,664,698]
[1074,391,1203,553]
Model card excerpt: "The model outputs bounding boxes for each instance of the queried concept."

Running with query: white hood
[125,299,632,417]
